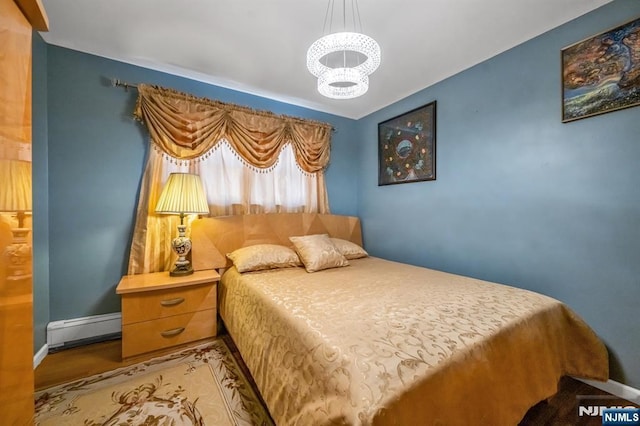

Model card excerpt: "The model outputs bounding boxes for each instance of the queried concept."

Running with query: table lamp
[155,173,210,276]
[0,159,33,279]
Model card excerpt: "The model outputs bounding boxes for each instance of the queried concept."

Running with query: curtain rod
[111,78,138,91]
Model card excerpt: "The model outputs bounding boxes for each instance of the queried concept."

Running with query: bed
[191,213,609,425]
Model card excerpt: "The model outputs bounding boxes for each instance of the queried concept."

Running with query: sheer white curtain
[128,140,328,274]
[203,140,323,214]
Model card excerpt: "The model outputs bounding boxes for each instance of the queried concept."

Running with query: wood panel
[191,213,363,270]
[121,283,216,325]
[0,0,38,423]
[115,269,219,294]
[14,0,48,31]
[121,309,217,358]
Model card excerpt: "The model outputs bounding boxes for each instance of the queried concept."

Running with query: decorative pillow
[289,234,349,273]
[330,238,368,260]
[226,244,301,273]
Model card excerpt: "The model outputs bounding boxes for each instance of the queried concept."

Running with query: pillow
[226,244,301,273]
[330,238,368,260]
[289,234,349,273]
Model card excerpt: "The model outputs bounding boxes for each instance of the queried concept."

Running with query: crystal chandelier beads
[317,67,369,99]
[306,0,381,100]
[307,32,381,78]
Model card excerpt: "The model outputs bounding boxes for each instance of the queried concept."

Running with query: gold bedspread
[219,257,608,425]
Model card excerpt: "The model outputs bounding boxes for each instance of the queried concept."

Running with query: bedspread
[218,257,608,425]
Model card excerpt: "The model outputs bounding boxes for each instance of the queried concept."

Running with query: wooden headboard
[191,213,363,271]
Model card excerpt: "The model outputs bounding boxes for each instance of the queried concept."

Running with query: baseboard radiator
[46,312,122,349]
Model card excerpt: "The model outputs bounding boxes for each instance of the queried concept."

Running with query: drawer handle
[160,327,185,338]
[160,297,185,307]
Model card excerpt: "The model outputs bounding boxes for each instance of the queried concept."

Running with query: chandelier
[306,0,381,99]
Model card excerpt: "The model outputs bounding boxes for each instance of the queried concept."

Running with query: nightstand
[116,269,220,359]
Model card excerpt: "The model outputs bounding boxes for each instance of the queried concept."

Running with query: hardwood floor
[34,337,214,391]
[35,337,636,425]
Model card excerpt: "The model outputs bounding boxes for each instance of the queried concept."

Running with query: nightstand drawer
[121,283,216,325]
[121,308,216,358]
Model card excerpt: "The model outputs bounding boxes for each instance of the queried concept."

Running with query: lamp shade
[0,159,32,212]
[155,173,209,215]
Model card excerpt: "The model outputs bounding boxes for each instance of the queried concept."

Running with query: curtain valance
[133,84,332,173]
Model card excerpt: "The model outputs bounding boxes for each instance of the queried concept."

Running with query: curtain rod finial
[111,78,138,92]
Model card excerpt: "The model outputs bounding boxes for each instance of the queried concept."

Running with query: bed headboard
[191,213,363,271]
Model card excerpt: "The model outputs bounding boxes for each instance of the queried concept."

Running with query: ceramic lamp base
[170,224,193,276]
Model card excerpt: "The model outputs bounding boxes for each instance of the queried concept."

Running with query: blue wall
[356,1,640,387]
[45,46,358,321]
[32,32,49,352]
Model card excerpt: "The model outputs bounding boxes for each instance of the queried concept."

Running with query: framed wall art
[562,16,640,122]
[378,101,436,186]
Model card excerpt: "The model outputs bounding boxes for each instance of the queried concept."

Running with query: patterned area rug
[34,339,274,425]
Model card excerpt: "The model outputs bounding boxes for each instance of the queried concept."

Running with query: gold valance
[133,84,332,173]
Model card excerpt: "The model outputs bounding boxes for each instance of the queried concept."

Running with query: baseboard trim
[33,343,48,369]
[47,312,122,349]
[575,377,640,404]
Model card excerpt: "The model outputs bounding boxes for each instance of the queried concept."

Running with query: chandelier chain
[353,0,362,67]
[323,0,332,35]
[342,0,346,30]
[355,0,363,34]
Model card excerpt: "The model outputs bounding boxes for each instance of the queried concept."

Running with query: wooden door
[0,0,47,423]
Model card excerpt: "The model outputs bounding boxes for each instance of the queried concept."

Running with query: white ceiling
[40,0,612,119]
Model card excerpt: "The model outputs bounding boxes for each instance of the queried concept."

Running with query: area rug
[34,339,274,425]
